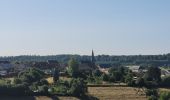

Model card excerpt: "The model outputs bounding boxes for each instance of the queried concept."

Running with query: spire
[91,50,95,63]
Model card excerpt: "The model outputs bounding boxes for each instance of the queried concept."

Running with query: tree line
[1,53,170,67]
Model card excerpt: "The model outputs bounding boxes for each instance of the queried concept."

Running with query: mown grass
[88,87,147,100]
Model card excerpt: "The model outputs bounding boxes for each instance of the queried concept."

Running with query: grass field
[88,87,147,100]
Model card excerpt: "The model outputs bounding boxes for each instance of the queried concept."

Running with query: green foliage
[87,75,96,83]
[0,84,31,96]
[148,95,158,100]
[143,67,161,84]
[38,85,49,94]
[102,73,109,81]
[1,54,170,67]
[0,79,11,85]
[125,71,135,86]
[18,68,45,84]
[53,68,59,83]
[135,77,145,87]
[145,89,158,97]
[161,76,170,87]
[49,79,69,95]
[13,78,22,84]
[67,58,79,77]
[94,76,103,84]
[109,75,115,82]
[108,67,127,82]
[159,92,170,100]
[50,78,87,97]
[92,69,102,77]
[68,78,87,97]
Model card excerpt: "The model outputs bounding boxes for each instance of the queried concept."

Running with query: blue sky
[0,0,170,56]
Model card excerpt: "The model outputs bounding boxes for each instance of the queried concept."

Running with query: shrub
[125,72,134,86]
[0,84,31,96]
[19,68,45,84]
[92,69,102,77]
[148,95,157,100]
[38,85,49,95]
[161,76,170,87]
[145,89,158,97]
[159,92,170,100]
[13,78,22,84]
[109,75,115,82]
[102,73,109,81]
[135,77,145,87]
[68,78,87,97]
[53,68,59,83]
[54,85,68,94]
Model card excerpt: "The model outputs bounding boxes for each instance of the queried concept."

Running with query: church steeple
[91,50,95,63]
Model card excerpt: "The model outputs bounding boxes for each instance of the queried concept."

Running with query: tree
[38,85,49,95]
[92,69,102,77]
[18,68,45,84]
[135,77,145,88]
[159,92,170,100]
[102,73,109,81]
[67,58,79,77]
[68,78,87,97]
[125,71,135,86]
[161,76,170,87]
[143,67,161,84]
[108,67,127,82]
[53,68,59,83]
[13,78,22,84]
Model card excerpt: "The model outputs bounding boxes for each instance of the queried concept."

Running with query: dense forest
[0,53,170,67]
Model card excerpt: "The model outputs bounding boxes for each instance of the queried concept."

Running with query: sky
[0,0,170,56]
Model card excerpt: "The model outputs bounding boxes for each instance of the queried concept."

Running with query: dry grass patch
[46,77,71,84]
[88,87,147,100]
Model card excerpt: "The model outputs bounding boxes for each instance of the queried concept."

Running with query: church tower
[91,50,95,64]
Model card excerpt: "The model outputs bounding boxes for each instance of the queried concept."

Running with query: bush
[135,77,145,87]
[92,69,102,77]
[0,84,31,96]
[148,95,157,100]
[102,73,109,81]
[38,85,49,95]
[87,76,95,83]
[159,92,170,100]
[161,76,170,87]
[55,85,68,94]
[125,72,135,86]
[145,89,158,97]
[53,68,59,83]
[18,68,45,84]
[94,76,102,84]
[13,78,22,84]
[68,78,87,97]
[109,75,115,82]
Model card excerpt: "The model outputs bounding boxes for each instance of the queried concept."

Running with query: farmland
[88,87,147,100]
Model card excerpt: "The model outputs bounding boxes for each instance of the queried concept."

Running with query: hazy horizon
[0,0,170,56]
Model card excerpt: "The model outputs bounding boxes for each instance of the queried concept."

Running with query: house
[0,61,12,70]
[98,64,112,74]
[126,65,147,77]
[0,70,7,76]
[30,60,60,70]
[79,61,95,71]
[161,69,170,77]
[78,50,97,72]
[126,65,141,73]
